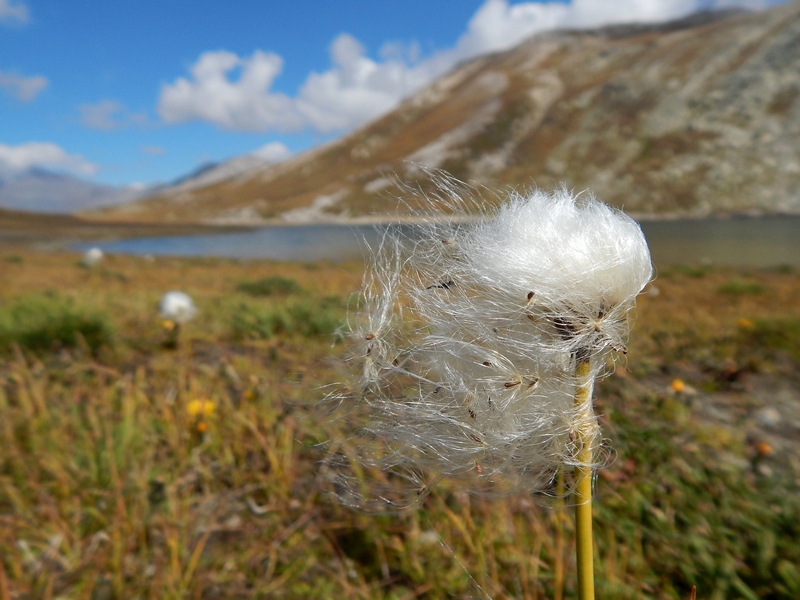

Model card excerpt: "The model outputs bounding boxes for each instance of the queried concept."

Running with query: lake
[79,215,800,268]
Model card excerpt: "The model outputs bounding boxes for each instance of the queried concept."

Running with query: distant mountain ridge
[97,1,800,223]
[0,168,143,214]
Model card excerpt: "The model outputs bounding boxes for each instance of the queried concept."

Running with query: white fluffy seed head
[327,181,653,507]
[83,247,104,267]
[158,291,198,324]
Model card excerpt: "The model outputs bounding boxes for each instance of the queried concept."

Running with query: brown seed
[504,381,521,388]
[364,333,375,341]
[527,291,535,301]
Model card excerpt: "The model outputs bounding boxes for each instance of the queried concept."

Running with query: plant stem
[574,358,595,600]
[554,470,565,600]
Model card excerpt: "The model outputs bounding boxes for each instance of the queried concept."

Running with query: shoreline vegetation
[0,249,798,598]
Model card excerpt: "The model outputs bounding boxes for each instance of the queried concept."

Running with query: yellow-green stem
[574,358,595,600]
[554,470,566,600]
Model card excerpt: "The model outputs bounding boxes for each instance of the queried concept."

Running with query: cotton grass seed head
[327,180,652,506]
[158,291,198,324]
[82,247,104,267]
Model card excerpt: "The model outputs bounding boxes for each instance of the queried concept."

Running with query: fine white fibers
[158,291,198,324]
[328,181,652,506]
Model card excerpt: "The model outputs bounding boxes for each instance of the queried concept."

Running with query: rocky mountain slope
[99,2,800,223]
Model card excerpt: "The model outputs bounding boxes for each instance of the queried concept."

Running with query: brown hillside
[97,2,800,223]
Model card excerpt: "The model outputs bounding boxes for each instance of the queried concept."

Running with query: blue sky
[0,0,786,189]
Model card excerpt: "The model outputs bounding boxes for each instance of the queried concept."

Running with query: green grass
[739,317,800,361]
[237,275,304,297]
[0,293,114,355]
[592,387,800,599]
[0,252,798,598]
[229,296,343,340]
[717,280,767,295]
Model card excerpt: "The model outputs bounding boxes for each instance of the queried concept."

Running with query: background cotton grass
[327,181,653,505]
[158,291,198,325]
[82,247,103,268]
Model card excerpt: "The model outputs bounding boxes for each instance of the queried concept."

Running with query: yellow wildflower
[187,399,216,418]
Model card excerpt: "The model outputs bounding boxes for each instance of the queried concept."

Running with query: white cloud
[0,71,47,101]
[158,50,303,131]
[79,100,148,130]
[157,0,780,135]
[251,141,292,163]
[0,142,98,177]
[294,33,430,132]
[0,0,28,24]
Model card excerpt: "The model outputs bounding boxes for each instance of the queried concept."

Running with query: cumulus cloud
[0,0,28,24]
[251,141,292,162]
[294,33,431,132]
[0,142,98,177]
[158,50,302,131]
[157,0,780,135]
[0,71,47,101]
[79,100,149,130]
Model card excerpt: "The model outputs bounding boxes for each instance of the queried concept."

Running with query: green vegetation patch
[237,275,304,297]
[739,317,800,361]
[230,296,342,340]
[0,294,114,355]
[595,389,800,599]
[717,279,767,295]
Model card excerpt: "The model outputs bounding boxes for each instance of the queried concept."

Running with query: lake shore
[0,209,252,250]
[0,209,800,265]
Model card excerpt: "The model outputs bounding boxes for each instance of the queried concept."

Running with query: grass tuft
[230,297,343,340]
[717,280,767,295]
[0,293,114,355]
[237,276,304,297]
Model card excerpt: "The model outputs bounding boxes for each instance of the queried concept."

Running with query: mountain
[162,154,277,194]
[0,168,144,214]
[98,2,800,223]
